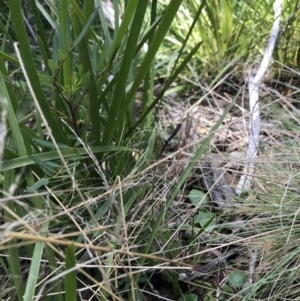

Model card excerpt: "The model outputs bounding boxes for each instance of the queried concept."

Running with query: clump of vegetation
[1,1,300,301]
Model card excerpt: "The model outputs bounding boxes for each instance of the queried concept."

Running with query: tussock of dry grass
[155,65,300,299]
[2,65,300,300]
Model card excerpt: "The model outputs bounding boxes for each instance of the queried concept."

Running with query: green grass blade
[108,0,139,64]
[0,58,18,112]
[168,0,206,78]
[36,36,52,75]
[0,73,26,157]
[0,51,18,64]
[26,178,50,193]
[0,16,14,47]
[45,246,64,301]
[68,0,102,48]
[70,9,100,145]
[83,0,94,18]
[96,0,112,44]
[3,172,25,301]
[0,145,132,172]
[65,244,77,301]
[72,8,98,47]
[59,0,72,86]
[126,41,202,136]
[134,15,162,55]
[120,0,183,125]
[221,0,233,54]
[7,0,67,143]
[102,0,148,145]
[29,0,51,59]
[23,222,49,301]
[36,0,57,28]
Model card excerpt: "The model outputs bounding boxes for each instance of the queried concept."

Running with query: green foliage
[193,210,215,230]
[189,189,207,206]
[2,1,300,300]
[158,0,300,78]
[0,1,201,300]
[228,271,248,289]
[178,293,198,301]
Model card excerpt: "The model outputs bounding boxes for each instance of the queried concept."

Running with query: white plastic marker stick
[236,0,282,195]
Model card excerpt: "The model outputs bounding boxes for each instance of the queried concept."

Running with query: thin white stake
[236,0,282,195]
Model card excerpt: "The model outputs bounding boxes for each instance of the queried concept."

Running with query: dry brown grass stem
[4,231,193,268]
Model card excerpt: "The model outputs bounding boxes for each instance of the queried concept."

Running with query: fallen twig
[242,249,258,297]
[158,123,182,159]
